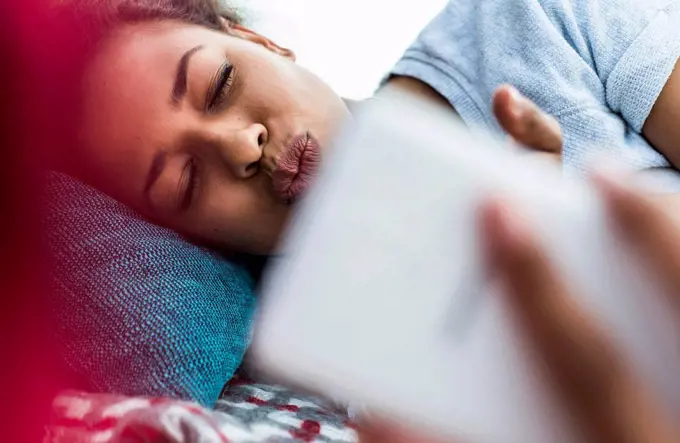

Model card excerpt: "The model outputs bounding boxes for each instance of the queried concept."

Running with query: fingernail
[507,87,529,118]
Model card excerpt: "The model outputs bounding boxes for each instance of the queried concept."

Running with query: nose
[222,123,267,179]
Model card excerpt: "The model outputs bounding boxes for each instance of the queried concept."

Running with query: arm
[382,77,562,161]
[381,0,680,184]
[380,75,453,111]
[643,59,680,169]
[386,77,680,224]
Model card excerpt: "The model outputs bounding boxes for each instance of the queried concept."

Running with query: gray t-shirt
[389,0,680,187]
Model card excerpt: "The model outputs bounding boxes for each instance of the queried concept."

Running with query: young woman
[47,0,680,259]
[39,1,680,439]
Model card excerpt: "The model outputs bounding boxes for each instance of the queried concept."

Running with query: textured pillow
[44,172,257,407]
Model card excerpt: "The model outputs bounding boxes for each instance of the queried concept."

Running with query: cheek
[192,181,290,249]
[243,56,310,107]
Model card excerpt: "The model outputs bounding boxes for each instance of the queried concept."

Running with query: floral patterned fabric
[44,378,358,443]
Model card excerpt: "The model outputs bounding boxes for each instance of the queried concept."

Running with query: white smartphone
[250,92,680,443]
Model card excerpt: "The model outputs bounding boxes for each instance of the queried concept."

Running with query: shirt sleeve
[387,0,680,133]
[556,0,680,132]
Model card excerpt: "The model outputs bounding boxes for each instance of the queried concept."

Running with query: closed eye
[179,158,199,211]
[206,61,234,112]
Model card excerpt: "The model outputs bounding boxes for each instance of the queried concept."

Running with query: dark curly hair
[52,0,243,35]
[38,0,243,174]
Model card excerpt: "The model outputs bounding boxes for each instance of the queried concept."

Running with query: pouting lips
[272,132,321,202]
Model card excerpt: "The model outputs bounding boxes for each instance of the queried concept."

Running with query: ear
[219,18,296,61]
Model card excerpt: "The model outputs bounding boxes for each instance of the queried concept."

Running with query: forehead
[84,20,226,112]
[78,21,224,201]
[99,20,223,65]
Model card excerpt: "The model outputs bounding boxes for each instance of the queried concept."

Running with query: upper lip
[272,132,321,202]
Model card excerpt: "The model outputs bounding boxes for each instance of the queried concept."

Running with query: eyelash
[180,158,199,211]
[206,61,235,112]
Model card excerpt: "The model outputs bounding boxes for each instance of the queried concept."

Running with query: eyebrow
[171,45,204,104]
[144,150,167,202]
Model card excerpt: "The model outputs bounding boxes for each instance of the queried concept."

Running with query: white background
[231,0,449,99]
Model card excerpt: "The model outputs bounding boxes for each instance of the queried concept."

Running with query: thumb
[493,85,562,156]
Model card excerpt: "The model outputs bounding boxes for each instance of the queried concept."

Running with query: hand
[382,77,563,162]
[358,173,680,443]
[480,171,680,443]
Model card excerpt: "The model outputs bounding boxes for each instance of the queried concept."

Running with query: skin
[79,19,350,255]
[644,60,680,169]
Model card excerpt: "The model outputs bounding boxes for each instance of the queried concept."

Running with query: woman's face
[80,20,350,254]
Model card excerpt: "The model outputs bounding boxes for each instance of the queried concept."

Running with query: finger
[356,423,413,443]
[480,198,675,443]
[356,418,451,443]
[592,170,680,311]
[493,85,563,155]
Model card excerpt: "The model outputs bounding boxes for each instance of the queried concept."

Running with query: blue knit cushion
[44,172,256,407]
